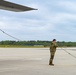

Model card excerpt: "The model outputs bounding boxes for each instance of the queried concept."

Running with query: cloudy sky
[0,0,76,41]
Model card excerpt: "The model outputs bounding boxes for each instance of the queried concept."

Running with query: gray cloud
[0,0,76,41]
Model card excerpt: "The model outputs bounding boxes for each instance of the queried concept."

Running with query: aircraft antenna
[0,28,21,41]
[61,48,76,59]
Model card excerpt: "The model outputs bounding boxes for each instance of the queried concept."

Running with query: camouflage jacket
[50,42,58,52]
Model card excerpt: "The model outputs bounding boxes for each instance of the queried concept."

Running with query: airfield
[0,48,76,75]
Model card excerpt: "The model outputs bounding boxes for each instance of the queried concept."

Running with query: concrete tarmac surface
[0,48,76,75]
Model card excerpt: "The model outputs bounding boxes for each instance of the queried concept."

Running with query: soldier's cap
[53,39,56,41]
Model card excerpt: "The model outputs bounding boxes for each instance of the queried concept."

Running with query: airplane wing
[0,0,37,12]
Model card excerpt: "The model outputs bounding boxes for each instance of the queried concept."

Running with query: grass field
[0,45,47,48]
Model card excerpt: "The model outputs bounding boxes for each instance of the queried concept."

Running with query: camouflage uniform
[49,42,58,65]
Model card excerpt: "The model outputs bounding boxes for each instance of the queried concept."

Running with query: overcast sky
[0,0,76,41]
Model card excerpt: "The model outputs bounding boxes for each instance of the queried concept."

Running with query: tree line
[0,40,76,47]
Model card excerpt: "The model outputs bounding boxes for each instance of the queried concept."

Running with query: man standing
[49,39,58,66]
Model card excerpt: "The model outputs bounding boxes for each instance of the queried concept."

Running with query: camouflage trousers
[49,51,56,65]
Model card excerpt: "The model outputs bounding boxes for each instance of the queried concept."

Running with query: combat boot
[50,63,54,66]
[49,60,54,66]
[49,62,54,66]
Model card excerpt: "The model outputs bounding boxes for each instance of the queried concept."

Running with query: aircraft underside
[0,0,37,12]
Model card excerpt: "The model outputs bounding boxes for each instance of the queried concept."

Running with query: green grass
[0,45,48,48]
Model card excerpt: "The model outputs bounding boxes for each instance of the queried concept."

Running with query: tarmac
[0,48,76,75]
